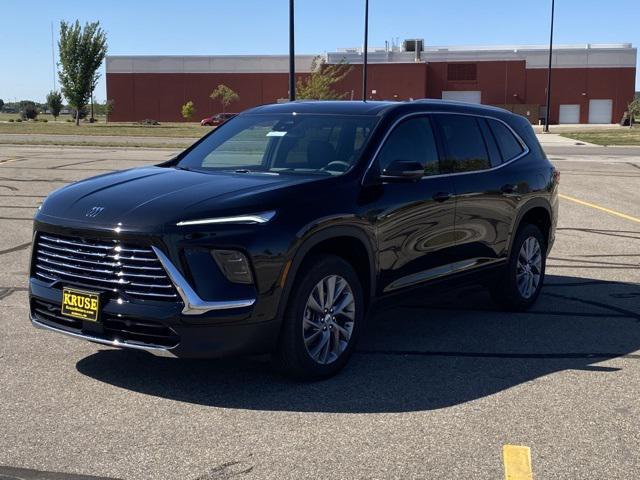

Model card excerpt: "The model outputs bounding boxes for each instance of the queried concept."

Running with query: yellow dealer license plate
[61,287,100,322]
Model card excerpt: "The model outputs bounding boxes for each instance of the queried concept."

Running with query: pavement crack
[545,292,640,322]
[0,241,31,256]
[356,349,640,360]
[548,256,639,267]
[193,461,255,480]
[0,287,28,301]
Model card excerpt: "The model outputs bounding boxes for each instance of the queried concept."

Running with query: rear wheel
[490,223,546,311]
[275,254,364,380]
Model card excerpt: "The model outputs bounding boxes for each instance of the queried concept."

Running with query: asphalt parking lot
[1,143,640,479]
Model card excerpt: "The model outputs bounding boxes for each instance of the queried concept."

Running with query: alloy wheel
[302,275,355,365]
[516,236,543,299]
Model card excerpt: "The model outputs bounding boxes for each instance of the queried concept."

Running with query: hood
[39,166,320,229]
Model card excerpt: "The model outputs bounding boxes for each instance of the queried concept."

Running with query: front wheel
[275,254,364,380]
[490,224,546,311]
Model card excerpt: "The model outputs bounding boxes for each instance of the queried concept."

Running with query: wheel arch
[276,225,377,321]
[508,198,553,255]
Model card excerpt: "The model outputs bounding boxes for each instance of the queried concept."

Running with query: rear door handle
[501,184,517,194]
[432,192,452,202]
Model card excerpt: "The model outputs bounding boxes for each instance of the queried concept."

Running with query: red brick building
[106,42,637,124]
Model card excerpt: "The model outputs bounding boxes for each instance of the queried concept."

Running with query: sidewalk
[535,133,600,148]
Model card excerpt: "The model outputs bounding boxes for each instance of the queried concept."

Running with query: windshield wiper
[231,169,279,176]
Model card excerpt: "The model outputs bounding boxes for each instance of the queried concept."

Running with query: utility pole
[544,0,555,132]
[51,22,56,91]
[288,0,295,101]
[362,0,369,101]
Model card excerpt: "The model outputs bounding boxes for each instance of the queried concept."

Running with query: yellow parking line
[559,193,640,225]
[503,445,533,480]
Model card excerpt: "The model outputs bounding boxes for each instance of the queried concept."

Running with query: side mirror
[380,160,424,182]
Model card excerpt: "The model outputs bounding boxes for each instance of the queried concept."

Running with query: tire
[275,254,365,380]
[490,223,547,311]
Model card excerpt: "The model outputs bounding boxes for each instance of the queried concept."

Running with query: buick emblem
[85,206,105,218]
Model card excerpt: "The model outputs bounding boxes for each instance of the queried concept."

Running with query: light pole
[544,0,555,133]
[362,0,369,101]
[289,0,295,101]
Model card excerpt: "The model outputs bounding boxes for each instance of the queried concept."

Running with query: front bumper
[30,281,281,358]
[28,222,281,358]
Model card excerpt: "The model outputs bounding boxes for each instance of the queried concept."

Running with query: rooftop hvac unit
[402,39,424,52]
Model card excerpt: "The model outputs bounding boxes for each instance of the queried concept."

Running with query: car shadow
[76,274,640,413]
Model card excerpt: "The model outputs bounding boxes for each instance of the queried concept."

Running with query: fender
[275,222,377,321]
[506,196,553,255]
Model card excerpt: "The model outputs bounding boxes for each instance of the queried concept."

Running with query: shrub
[181,101,195,120]
[15,118,22,122]
[20,101,38,120]
[139,118,160,126]
[8,119,14,122]
[41,118,48,123]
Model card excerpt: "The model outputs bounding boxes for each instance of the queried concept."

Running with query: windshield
[177,113,379,175]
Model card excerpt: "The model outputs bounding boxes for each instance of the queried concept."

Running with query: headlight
[176,211,276,227]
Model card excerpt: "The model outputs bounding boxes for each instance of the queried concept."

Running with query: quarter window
[488,119,524,162]
[377,116,440,176]
[435,115,490,173]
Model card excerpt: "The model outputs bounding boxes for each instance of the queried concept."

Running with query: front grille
[32,298,180,348]
[33,232,178,301]
[32,297,82,330]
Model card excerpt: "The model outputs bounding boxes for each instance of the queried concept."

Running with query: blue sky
[1,0,638,103]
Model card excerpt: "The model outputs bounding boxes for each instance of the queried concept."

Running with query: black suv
[30,100,558,379]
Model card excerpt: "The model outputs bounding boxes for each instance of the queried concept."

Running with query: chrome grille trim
[33,232,178,301]
[40,234,114,249]
[36,255,115,275]
[36,264,131,285]
[39,242,107,257]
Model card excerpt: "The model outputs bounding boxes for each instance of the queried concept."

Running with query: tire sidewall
[279,255,365,379]
[505,224,547,309]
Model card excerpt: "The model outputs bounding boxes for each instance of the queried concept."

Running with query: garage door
[588,99,613,124]
[442,91,482,104]
[559,104,580,124]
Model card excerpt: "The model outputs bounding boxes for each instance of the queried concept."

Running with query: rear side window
[435,115,490,173]
[377,116,440,176]
[488,119,524,162]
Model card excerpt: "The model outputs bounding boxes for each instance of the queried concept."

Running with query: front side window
[377,116,440,176]
[178,114,379,176]
[435,115,490,173]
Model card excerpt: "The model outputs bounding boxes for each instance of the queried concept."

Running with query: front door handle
[432,192,452,202]
[501,184,517,194]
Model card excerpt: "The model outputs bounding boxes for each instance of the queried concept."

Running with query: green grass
[0,115,210,138]
[0,112,64,122]
[0,138,192,149]
[560,127,640,146]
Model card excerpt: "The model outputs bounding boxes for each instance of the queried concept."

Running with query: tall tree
[0,99,4,112]
[296,56,353,100]
[46,91,63,120]
[58,20,107,125]
[210,84,239,115]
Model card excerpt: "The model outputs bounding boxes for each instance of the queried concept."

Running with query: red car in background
[200,112,238,126]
